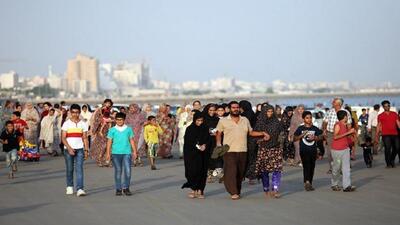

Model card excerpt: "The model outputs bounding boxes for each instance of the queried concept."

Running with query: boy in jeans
[61,104,89,197]
[106,112,138,196]
[143,116,163,170]
[331,110,356,192]
[294,111,323,191]
[1,121,22,178]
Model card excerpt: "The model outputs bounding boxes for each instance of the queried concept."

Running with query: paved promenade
[0,149,399,225]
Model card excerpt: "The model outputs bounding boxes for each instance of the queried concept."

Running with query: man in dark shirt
[0,121,21,178]
[359,108,369,144]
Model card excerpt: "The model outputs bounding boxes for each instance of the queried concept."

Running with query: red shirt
[12,118,27,141]
[378,111,399,136]
[41,110,49,119]
[12,118,27,134]
[331,122,349,150]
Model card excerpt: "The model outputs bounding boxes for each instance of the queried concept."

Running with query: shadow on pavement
[0,203,51,217]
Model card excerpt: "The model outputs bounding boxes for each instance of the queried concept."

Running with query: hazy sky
[1,0,399,84]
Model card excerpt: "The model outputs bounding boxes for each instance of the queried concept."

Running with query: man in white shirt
[322,98,352,173]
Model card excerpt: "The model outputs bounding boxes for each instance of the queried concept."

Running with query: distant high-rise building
[113,62,151,89]
[47,65,66,90]
[0,71,18,89]
[66,54,99,93]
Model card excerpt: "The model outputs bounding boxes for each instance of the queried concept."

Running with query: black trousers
[300,149,317,184]
[316,140,325,156]
[363,147,372,166]
[382,135,399,167]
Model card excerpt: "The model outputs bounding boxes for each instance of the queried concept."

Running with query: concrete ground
[0,148,399,225]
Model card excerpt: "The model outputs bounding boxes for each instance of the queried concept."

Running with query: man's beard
[231,111,240,117]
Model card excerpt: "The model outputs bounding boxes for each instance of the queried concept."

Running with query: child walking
[1,121,22,178]
[106,112,138,196]
[330,110,356,192]
[361,136,373,168]
[143,116,163,170]
[61,104,89,197]
[294,111,323,191]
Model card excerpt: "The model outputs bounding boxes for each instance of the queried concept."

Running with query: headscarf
[254,104,283,149]
[202,103,219,129]
[184,111,209,146]
[281,106,294,131]
[289,104,305,137]
[126,103,146,143]
[239,100,256,127]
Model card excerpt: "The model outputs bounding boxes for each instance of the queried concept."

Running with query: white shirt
[323,108,352,132]
[61,119,88,149]
[367,110,379,129]
[80,111,92,124]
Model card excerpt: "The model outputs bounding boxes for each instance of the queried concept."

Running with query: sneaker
[76,189,86,197]
[343,186,356,192]
[151,165,157,170]
[123,188,132,196]
[304,182,312,191]
[331,185,342,191]
[66,186,74,195]
[116,189,123,196]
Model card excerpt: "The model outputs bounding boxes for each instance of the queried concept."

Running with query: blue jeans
[5,149,18,172]
[64,148,84,190]
[112,154,132,190]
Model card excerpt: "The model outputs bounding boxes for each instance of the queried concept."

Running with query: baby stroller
[18,141,40,161]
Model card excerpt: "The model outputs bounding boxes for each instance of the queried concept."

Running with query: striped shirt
[324,108,352,133]
[61,119,88,149]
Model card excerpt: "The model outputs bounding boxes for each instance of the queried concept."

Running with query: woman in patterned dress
[125,103,146,166]
[90,99,114,167]
[156,104,176,158]
[254,104,284,198]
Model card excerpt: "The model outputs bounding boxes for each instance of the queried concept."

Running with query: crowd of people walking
[1,97,399,199]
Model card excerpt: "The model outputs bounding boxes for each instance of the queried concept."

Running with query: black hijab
[254,104,283,149]
[203,103,219,129]
[184,111,209,147]
[281,106,293,130]
[239,100,256,127]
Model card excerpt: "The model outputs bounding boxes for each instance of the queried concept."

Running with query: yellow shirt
[144,124,163,144]
[216,115,252,152]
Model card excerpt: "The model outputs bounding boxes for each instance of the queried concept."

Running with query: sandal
[188,191,195,199]
[269,191,281,198]
[196,191,205,199]
[231,194,240,200]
